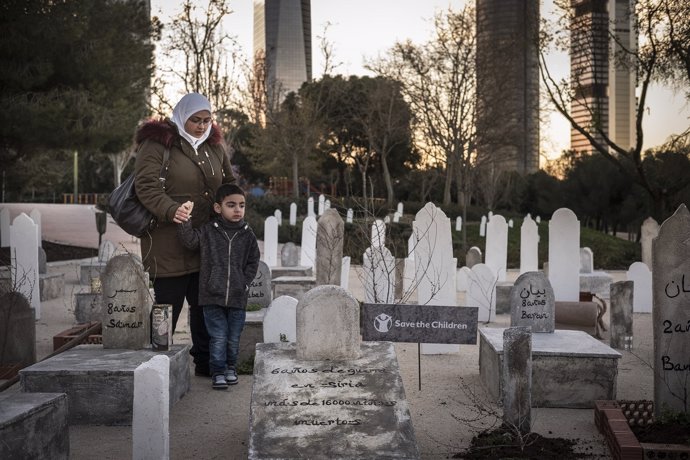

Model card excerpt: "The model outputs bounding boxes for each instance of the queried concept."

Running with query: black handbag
[108,149,170,238]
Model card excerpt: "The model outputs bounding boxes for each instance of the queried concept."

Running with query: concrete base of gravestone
[270,266,313,279]
[19,344,191,425]
[249,341,420,460]
[479,328,620,408]
[79,261,106,285]
[579,271,613,299]
[74,292,103,323]
[39,272,65,301]
[0,392,69,460]
[238,309,266,366]
[272,276,316,301]
[495,282,513,314]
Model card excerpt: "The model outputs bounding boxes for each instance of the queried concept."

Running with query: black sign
[361,304,478,344]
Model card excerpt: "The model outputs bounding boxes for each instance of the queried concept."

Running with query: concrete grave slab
[0,392,69,460]
[479,328,620,408]
[19,344,190,425]
[249,341,419,460]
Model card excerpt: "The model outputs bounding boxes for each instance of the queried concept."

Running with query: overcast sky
[153,0,690,161]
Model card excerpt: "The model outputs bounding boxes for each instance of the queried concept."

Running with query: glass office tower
[253,0,312,111]
[476,0,540,175]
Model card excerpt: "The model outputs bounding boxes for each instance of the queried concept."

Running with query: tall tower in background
[253,0,311,111]
[476,0,540,175]
[570,0,637,154]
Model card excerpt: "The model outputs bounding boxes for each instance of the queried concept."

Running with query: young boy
[177,184,260,390]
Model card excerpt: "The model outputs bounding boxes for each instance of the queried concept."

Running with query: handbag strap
[158,149,171,190]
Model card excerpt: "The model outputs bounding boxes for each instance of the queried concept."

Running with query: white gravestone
[651,204,690,417]
[485,214,508,282]
[455,216,462,231]
[480,215,487,237]
[466,246,482,268]
[384,216,390,224]
[324,199,330,211]
[520,214,539,274]
[548,208,580,301]
[274,209,282,226]
[307,197,315,218]
[371,219,386,248]
[346,208,353,223]
[467,263,497,323]
[508,219,514,228]
[397,202,403,215]
[317,194,325,216]
[456,266,472,292]
[280,242,300,267]
[340,256,351,290]
[488,211,493,220]
[10,213,40,319]
[132,355,170,460]
[641,217,659,269]
[289,202,297,226]
[393,211,401,223]
[263,295,298,343]
[299,215,317,268]
[363,245,396,304]
[413,203,458,354]
[29,209,42,248]
[0,207,10,247]
[627,261,652,313]
[263,216,279,267]
[579,247,594,273]
[536,216,541,224]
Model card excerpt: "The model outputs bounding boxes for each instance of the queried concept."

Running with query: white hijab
[171,93,213,150]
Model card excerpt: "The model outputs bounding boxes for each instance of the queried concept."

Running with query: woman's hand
[173,201,194,223]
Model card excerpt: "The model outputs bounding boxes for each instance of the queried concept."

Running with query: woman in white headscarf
[134,93,235,376]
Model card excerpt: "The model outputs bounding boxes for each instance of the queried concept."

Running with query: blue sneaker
[212,373,228,390]
[224,367,238,385]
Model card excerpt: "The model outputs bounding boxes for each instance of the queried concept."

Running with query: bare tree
[155,0,245,115]
[540,0,690,219]
[369,6,478,248]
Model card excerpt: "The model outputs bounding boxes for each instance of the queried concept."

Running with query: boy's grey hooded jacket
[177,216,260,309]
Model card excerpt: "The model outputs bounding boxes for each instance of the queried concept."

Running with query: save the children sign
[361,303,478,344]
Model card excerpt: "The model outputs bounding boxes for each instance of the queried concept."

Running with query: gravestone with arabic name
[249,285,419,459]
[315,209,343,285]
[652,204,690,417]
[248,261,272,309]
[510,271,555,333]
[101,254,151,349]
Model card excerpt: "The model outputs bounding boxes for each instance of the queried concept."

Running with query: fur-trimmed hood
[135,118,224,149]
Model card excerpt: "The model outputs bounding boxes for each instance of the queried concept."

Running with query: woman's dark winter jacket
[134,119,235,278]
[177,216,260,309]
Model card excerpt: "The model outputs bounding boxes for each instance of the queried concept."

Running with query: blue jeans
[203,305,246,376]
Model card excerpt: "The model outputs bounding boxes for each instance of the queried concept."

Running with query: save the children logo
[373,313,393,333]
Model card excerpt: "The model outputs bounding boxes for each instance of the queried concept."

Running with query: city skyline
[152,0,690,161]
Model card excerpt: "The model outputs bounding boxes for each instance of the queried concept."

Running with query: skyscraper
[253,0,312,111]
[476,0,540,175]
[570,0,637,154]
